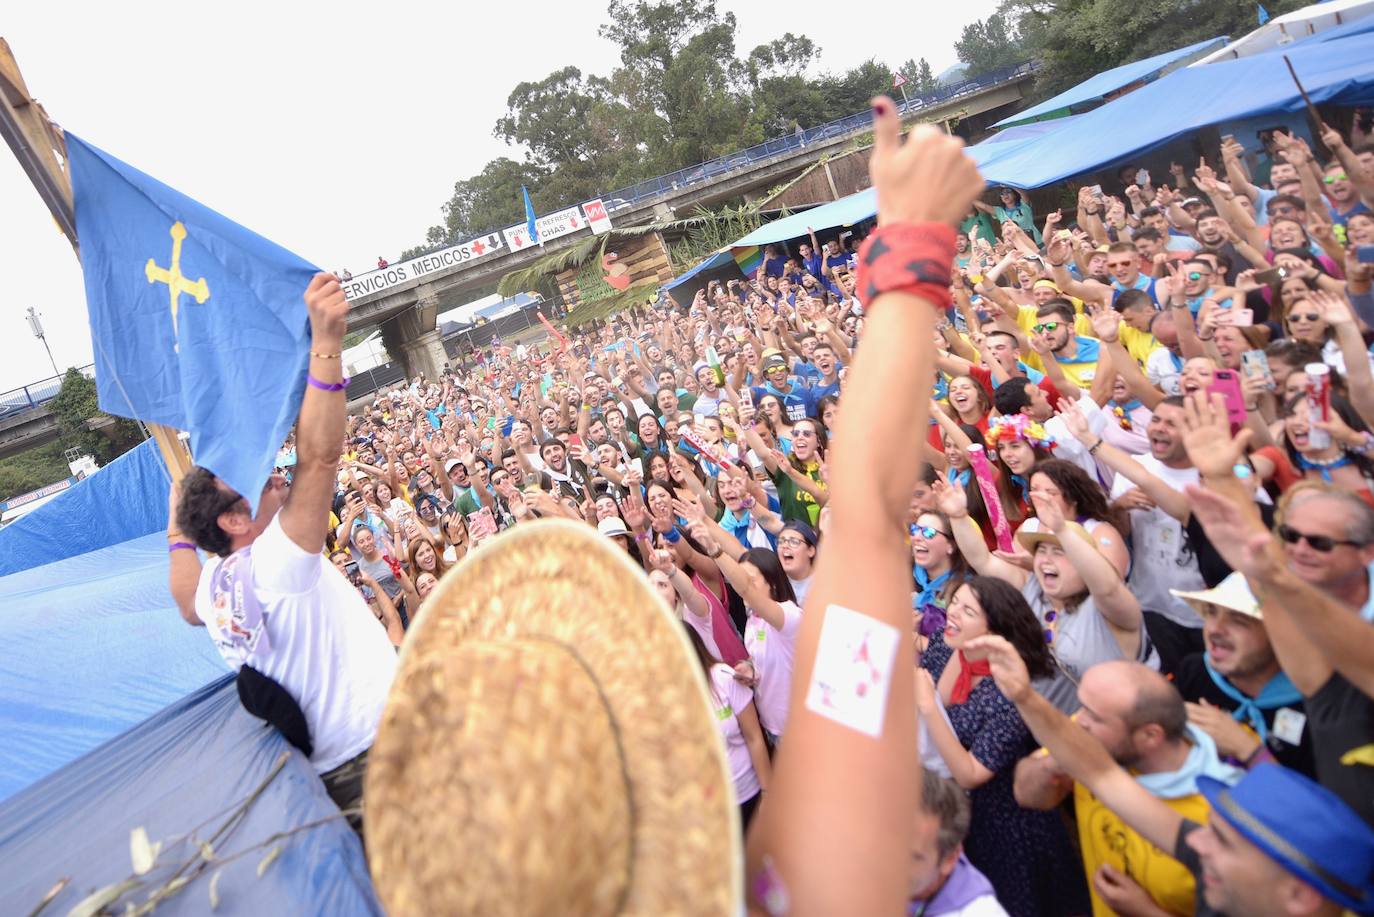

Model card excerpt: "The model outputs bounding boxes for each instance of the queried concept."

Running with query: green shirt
[770,461,823,525]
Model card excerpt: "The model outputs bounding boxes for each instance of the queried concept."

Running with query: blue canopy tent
[731,188,876,249]
[976,30,1374,188]
[994,36,1230,128]
[662,249,740,292]
[0,440,381,913]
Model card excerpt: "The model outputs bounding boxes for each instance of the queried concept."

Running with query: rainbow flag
[731,245,763,278]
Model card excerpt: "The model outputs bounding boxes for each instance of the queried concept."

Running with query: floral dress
[921,633,1088,917]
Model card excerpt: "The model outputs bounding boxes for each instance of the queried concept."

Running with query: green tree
[955,12,1026,77]
[898,58,939,94]
[1001,0,1307,97]
[0,439,70,501]
[47,368,143,465]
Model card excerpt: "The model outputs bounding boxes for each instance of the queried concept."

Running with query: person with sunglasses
[910,511,971,649]
[1020,300,1104,390]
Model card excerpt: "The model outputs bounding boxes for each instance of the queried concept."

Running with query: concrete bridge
[343,62,1041,380]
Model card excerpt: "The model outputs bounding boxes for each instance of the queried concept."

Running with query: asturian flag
[522,184,541,246]
[67,135,319,512]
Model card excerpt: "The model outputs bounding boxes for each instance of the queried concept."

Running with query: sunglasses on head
[1277,523,1364,552]
[1032,322,1061,333]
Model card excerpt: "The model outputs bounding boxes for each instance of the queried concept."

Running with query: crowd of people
[164,107,1374,917]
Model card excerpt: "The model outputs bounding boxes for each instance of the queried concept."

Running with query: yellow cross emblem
[145,221,209,344]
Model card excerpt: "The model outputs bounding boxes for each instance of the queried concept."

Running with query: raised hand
[304,273,349,344]
[964,634,1032,704]
[931,476,967,518]
[1089,308,1120,343]
[869,95,983,227]
[1180,392,1252,479]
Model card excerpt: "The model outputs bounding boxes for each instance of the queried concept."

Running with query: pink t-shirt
[747,599,803,737]
[709,663,762,803]
[690,573,748,666]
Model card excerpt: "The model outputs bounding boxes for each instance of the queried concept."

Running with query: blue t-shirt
[792,360,822,385]
[763,256,788,278]
[1332,200,1372,228]
[752,383,811,423]
[805,379,841,408]
[801,254,823,279]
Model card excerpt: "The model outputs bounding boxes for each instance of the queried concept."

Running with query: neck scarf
[1203,656,1303,741]
[1135,724,1245,798]
[913,566,953,611]
[1296,452,1351,482]
[1010,473,1030,501]
[950,650,991,705]
[208,547,272,664]
[909,855,997,917]
[947,467,970,488]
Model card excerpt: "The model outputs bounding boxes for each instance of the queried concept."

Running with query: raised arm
[166,483,203,626]
[279,274,349,554]
[749,103,981,917]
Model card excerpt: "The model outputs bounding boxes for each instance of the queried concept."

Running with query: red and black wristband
[855,223,957,313]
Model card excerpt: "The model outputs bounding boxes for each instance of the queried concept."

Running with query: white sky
[0,0,998,391]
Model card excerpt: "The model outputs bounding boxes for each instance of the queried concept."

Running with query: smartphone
[1087,184,1104,199]
[1358,245,1374,264]
[1241,349,1276,391]
[1135,168,1150,186]
[344,561,361,586]
[1216,308,1254,326]
[1208,369,1248,434]
[1254,266,1288,285]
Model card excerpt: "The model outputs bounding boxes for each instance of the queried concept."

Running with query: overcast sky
[0,0,998,390]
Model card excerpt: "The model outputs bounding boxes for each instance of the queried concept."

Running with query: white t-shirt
[1146,348,1184,396]
[1109,456,1205,628]
[1044,394,1110,483]
[788,573,813,608]
[746,599,803,737]
[195,516,398,773]
[708,663,762,803]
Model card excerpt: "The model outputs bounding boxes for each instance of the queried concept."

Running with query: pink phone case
[1208,370,1248,434]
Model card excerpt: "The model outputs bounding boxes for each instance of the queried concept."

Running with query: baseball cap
[763,352,788,372]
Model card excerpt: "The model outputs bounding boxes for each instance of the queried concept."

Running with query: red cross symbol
[471,239,486,255]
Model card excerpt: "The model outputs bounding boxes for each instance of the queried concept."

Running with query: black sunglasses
[1277,523,1365,553]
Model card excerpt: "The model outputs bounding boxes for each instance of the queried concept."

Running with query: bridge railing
[0,365,96,420]
[366,61,1039,283]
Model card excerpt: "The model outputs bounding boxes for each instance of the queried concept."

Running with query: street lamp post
[26,306,60,378]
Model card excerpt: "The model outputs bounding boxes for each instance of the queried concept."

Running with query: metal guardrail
[0,364,95,420]
[361,62,1039,285]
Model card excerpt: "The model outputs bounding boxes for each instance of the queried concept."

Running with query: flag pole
[0,38,192,482]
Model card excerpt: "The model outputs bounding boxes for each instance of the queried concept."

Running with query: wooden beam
[0,38,191,482]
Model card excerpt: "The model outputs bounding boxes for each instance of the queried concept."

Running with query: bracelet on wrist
[310,350,341,359]
[1088,438,1105,455]
[168,541,196,553]
[706,545,723,559]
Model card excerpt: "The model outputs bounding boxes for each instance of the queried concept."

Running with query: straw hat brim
[365,518,741,915]
[1016,520,1097,554]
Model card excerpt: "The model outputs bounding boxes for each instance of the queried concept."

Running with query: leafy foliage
[955,12,1028,78]
[900,58,940,94]
[0,439,70,500]
[405,1,927,256]
[1000,0,1308,98]
[47,367,143,465]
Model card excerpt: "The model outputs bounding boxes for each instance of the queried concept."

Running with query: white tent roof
[1191,0,1374,64]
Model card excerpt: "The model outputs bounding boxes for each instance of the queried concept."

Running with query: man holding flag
[171,273,397,832]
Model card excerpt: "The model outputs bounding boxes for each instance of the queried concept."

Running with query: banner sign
[583,198,613,234]
[342,233,505,301]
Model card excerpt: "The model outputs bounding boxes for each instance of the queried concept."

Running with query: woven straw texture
[365,518,740,916]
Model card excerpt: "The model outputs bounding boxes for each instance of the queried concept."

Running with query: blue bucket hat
[1197,763,1374,911]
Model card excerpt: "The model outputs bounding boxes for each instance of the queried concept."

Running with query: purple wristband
[168,541,196,553]
[307,373,350,392]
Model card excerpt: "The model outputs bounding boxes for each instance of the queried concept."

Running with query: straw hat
[1016,519,1097,554]
[1171,571,1261,619]
[364,518,740,916]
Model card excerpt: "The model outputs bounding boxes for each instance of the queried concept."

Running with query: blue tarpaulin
[663,250,740,291]
[731,188,876,249]
[994,36,1229,128]
[975,31,1374,188]
[0,530,227,799]
[0,438,170,576]
[0,677,381,916]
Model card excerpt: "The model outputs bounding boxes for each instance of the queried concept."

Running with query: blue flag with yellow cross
[67,134,319,512]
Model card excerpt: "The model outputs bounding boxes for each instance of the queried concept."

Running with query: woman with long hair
[938,479,1155,714]
[679,618,771,830]
[407,535,451,581]
[739,416,828,526]
[1013,458,1130,577]
[984,414,1056,503]
[910,510,971,648]
[1272,391,1374,505]
[917,575,1088,916]
[687,526,801,745]
[755,392,794,447]
[815,394,841,439]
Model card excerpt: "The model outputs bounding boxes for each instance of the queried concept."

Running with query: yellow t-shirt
[1075,781,1211,917]
[1119,324,1161,369]
[1016,303,1099,387]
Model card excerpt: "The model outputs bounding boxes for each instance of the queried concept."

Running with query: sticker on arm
[804,604,901,738]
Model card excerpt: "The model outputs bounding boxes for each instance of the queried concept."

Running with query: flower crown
[985,414,1056,451]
